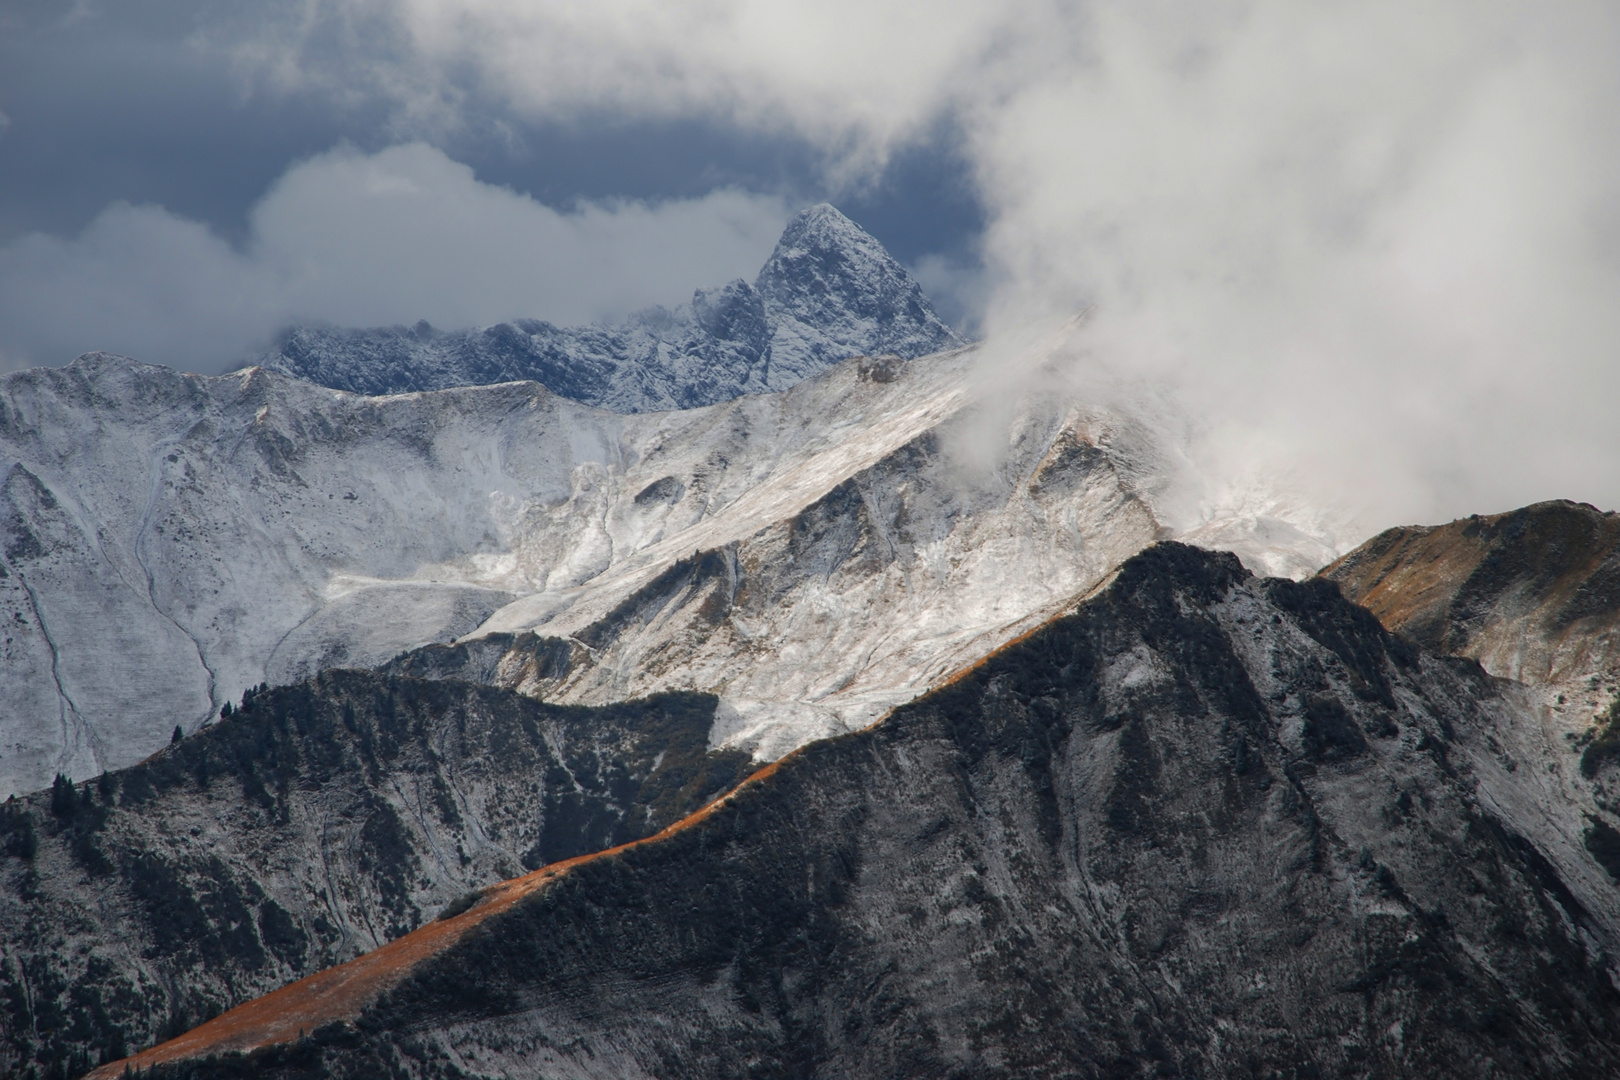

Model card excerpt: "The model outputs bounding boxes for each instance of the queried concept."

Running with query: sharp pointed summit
[258,205,963,411]
[753,204,962,388]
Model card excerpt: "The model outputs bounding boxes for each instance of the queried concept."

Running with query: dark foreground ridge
[104,543,1620,1079]
[259,204,962,411]
[0,674,751,1079]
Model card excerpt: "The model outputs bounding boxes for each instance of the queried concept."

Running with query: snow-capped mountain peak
[257,205,962,411]
[752,203,958,387]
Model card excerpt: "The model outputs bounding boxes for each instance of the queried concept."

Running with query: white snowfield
[0,342,1338,797]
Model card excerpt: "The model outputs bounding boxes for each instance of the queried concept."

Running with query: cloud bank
[192,0,1620,529]
[8,0,1620,538]
[0,144,788,373]
[968,2,1620,534]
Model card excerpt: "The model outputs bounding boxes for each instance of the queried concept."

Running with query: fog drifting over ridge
[5,0,1619,539]
[967,2,1620,535]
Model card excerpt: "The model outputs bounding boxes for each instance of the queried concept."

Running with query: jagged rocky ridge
[0,339,1203,798]
[258,204,962,410]
[101,544,1620,1079]
[380,384,1166,761]
[1322,498,1620,900]
[0,674,750,1079]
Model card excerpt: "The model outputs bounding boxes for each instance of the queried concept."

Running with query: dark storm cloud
[0,0,365,245]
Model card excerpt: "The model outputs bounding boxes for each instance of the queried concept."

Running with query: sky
[0,0,985,372]
[2,0,1618,536]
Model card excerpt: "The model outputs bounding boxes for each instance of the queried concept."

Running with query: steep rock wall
[259,205,962,409]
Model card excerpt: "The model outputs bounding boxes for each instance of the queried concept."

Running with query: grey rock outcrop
[258,205,962,410]
[107,544,1620,1079]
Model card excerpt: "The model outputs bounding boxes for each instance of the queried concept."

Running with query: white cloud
[253,143,788,326]
[0,203,275,374]
[17,0,1620,531]
[0,143,788,372]
[965,2,1620,529]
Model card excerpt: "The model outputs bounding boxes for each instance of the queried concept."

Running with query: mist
[175,0,1620,536]
[9,0,1620,542]
[966,2,1620,537]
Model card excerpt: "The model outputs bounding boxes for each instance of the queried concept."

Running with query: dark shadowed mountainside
[102,544,1620,1080]
[0,674,750,1079]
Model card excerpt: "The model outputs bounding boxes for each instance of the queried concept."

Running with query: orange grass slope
[1321,499,1620,670]
[85,754,797,1079]
[87,560,1134,1079]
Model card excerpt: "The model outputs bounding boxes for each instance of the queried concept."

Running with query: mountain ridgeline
[258,204,963,410]
[0,674,752,1079]
[97,544,1620,1079]
[1322,499,1620,722]
[0,335,1176,802]
[9,189,1620,1080]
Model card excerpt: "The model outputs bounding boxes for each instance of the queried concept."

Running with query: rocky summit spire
[753,204,962,389]
[258,205,963,411]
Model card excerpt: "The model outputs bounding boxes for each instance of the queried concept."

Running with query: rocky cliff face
[9,328,1334,798]
[1322,500,1620,732]
[102,544,1620,1080]
[0,674,750,1078]
[1321,500,1620,898]
[385,383,1166,760]
[258,205,962,410]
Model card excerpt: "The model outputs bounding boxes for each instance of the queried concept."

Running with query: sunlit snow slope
[0,337,1336,797]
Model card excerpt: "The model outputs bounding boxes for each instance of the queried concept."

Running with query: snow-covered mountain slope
[258,205,962,411]
[1,355,586,796]
[390,353,1179,760]
[0,337,1342,798]
[95,545,1620,1080]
